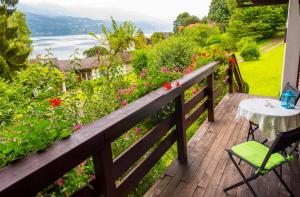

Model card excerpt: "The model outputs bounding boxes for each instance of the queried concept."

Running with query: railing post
[175,94,187,164]
[228,61,233,93]
[207,73,215,122]
[92,143,116,197]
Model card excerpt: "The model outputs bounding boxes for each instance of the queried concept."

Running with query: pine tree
[0,0,32,80]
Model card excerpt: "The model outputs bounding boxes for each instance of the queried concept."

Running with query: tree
[228,5,287,40]
[89,18,143,80]
[90,17,142,55]
[0,3,32,80]
[150,32,165,45]
[83,46,109,60]
[1,0,18,7]
[208,0,231,32]
[173,12,200,33]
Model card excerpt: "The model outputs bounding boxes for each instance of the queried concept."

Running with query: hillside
[25,13,168,37]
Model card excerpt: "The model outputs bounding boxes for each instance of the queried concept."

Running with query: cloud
[20,0,212,22]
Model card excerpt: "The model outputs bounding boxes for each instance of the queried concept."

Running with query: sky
[20,0,212,23]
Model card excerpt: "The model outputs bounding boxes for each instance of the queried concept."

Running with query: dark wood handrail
[0,59,242,197]
[228,54,244,93]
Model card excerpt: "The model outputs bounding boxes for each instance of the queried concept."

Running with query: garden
[0,0,288,196]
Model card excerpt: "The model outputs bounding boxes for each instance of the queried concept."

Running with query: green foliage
[150,32,165,45]
[132,50,150,74]
[90,17,142,55]
[173,12,200,33]
[239,41,260,61]
[207,34,221,45]
[83,46,109,58]
[219,33,237,51]
[228,5,287,40]
[208,0,231,32]
[151,35,195,71]
[0,0,18,7]
[0,7,32,80]
[134,32,147,49]
[180,24,220,47]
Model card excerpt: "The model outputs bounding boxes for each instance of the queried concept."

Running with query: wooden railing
[0,55,243,197]
[227,54,244,93]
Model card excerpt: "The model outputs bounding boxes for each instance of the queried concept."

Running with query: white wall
[281,0,300,91]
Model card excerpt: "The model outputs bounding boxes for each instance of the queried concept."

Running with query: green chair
[224,128,300,197]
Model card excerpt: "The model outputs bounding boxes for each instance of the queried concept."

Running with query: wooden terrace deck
[145,93,300,197]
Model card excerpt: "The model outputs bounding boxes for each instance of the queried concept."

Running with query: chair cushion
[231,141,285,170]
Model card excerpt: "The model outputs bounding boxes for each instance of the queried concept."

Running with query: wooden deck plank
[156,94,238,197]
[170,93,242,196]
[144,93,300,197]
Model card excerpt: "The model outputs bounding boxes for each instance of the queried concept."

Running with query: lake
[31,35,99,60]
[31,34,152,60]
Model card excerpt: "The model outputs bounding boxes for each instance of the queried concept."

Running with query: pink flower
[89,174,96,181]
[77,166,84,175]
[118,89,125,95]
[161,67,169,73]
[121,100,127,107]
[140,72,146,77]
[163,82,172,90]
[57,178,63,188]
[135,127,141,135]
[73,124,83,131]
[174,67,180,72]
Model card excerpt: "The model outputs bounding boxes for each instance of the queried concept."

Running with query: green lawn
[239,44,284,97]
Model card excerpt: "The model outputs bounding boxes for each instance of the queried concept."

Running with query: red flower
[229,57,235,65]
[163,82,172,90]
[135,127,141,135]
[49,98,62,107]
[56,178,63,188]
[192,89,199,95]
[121,100,127,107]
[73,124,83,131]
[175,81,180,87]
[184,67,193,75]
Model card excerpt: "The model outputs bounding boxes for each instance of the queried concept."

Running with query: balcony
[145,93,300,197]
[1,56,300,196]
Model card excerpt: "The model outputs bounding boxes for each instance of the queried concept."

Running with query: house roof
[236,0,288,6]
[29,52,132,73]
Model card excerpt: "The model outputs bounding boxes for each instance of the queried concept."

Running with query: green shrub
[151,36,195,70]
[239,41,260,61]
[236,36,256,50]
[132,50,150,74]
[219,33,237,51]
[206,35,221,45]
[150,32,165,45]
[181,24,220,47]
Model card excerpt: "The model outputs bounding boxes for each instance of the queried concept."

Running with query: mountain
[26,13,105,37]
[25,12,169,37]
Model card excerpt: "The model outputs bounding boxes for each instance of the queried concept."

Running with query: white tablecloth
[236,98,300,140]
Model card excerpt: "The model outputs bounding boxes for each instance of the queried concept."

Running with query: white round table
[236,98,300,140]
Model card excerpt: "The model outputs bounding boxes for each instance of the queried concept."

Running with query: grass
[239,43,285,97]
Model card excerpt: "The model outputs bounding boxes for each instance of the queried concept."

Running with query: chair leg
[224,153,258,197]
[273,169,295,197]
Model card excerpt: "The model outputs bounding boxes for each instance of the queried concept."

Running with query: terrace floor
[145,93,300,197]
